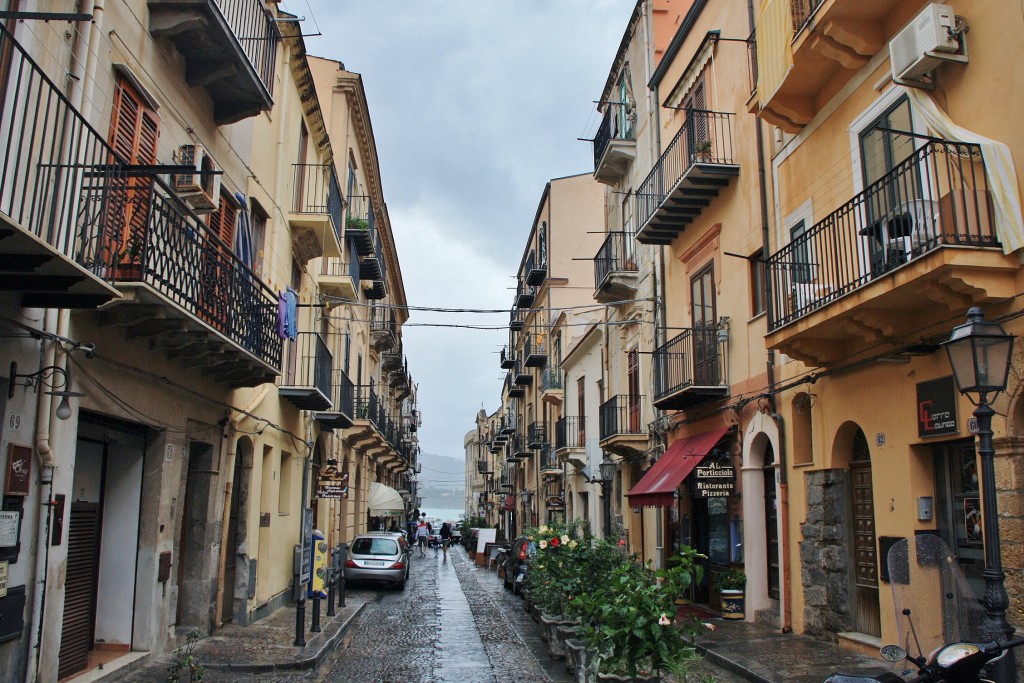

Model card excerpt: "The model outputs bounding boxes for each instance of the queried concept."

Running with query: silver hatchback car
[344,532,410,589]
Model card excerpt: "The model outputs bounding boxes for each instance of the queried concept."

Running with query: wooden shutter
[201,192,237,331]
[58,503,101,680]
[107,78,159,274]
[627,349,640,431]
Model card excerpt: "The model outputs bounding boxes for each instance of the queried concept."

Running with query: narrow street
[145,544,747,683]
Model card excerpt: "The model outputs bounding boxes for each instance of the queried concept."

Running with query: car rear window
[352,538,399,556]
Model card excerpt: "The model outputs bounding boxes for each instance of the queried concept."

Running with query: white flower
[539,525,549,535]
[568,540,578,549]
[702,622,717,631]
[539,540,548,549]
[658,614,672,626]
[560,534,570,545]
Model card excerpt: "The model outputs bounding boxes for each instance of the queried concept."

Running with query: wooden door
[58,502,101,680]
[627,349,640,432]
[763,444,780,600]
[851,429,880,636]
[201,192,237,331]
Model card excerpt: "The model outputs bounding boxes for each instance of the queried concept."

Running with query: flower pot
[595,670,661,682]
[540,613,576,659]
[564,638,591,683]
[719,589,744,619]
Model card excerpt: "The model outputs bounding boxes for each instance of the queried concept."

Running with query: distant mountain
[417,451,466,487]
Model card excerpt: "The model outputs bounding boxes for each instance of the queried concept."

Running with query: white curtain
[908,89,1024,255]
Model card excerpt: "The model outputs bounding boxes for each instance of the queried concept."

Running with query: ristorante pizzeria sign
[694,462,735,498]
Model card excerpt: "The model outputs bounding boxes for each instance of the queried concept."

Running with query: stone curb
[692,640,771,683]
[203,600,366,674]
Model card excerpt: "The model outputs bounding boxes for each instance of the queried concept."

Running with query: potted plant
[114,232,145,280]
[713,567,746,620]
[346,216,369,232]
[693,140,713,163]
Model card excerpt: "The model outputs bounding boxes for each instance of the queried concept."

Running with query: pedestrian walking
[440,522,452,559]
[415,517,429,557]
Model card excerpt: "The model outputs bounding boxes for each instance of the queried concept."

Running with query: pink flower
[618,539,626,546]
[658,614,672,626]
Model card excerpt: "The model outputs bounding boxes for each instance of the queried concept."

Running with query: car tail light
[519,546,527,561]
[391,561,405,570]
[344,559,358,568]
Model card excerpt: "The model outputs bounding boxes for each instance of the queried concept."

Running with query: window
[690,263,720,385]
[750,249,766,316]
[790,220,811,284]
[250,201,268,278]
[278,451,292,514]
[627,349,640,431]
[108,76,159,259]
[577,376,586,444]
[792,392,813,465]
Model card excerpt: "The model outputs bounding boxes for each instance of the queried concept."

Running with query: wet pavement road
[124,543,748,683]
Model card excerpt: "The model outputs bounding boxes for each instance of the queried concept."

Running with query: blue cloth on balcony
[284,287,298,340]
[277,291,288,339]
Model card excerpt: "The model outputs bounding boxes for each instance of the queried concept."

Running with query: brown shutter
[58,503,101,680]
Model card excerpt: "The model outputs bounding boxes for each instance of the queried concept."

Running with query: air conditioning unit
[889,4,959,81]
[172,143,220,214]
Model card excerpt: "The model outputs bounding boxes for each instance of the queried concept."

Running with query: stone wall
[800,468,853,638]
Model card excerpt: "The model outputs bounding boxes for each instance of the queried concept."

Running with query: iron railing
[293,163,343,244]
[792,0,824,32]
[539,445,560,472]
[554,416,585,451]
[653,327,726,402]
[283,332,332,398]
[346,194,376,256]
[767,139,997,331]
[319,237,359,286]
[329,368,354,417]
[636,109,736,230]
[594,231,638,290]
[599,394,645,441]
[213,0,279,94]
[371,304,397,341]
[527,421,547,449]
[541,364,563,392]
[515,279,536,308]
[510,307,528,332]
[593,102,635,169]
[0,27,281,368]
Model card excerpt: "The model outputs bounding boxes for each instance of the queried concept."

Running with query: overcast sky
[284,1,635,460]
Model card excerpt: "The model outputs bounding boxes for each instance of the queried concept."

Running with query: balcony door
[690,264,718,386]
[627,349,640,432]
[683,78,707,161]
[859,96,919,275]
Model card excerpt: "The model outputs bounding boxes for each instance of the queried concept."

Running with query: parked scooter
[826,535,1024,683]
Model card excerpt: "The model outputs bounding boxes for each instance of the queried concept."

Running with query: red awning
[625,426,730,508]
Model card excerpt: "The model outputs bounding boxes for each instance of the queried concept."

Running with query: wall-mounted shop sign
[917,376,958,438]
[315,468,349,500]
[694,462,735,498]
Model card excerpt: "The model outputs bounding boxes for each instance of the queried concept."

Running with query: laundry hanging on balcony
[233,192,254,270]
[908,89,1024,254]
[277,288,298,340]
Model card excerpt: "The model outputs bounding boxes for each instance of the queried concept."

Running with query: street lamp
[599,456,616,540]
[520,488,533,528]
[943,306,1016,682]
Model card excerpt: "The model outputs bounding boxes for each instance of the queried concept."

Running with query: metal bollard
[311,590,321,633]
[326,548,337,618]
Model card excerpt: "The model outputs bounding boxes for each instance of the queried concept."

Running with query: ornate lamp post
[520,488,534,528]
[942,306,1016,682]
[599,456,616,540]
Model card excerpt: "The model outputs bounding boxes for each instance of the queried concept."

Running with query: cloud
[290,1,634,456]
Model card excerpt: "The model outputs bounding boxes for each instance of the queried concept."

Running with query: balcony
[370,305,398,351]
[513,360,532,387]
[593,102,637,185]
[540,364,563,405]
[599,394,647,455]
[766,139,1016,366]
[510,308,527,332]
[346,195,376,256]
[539,445,562,476]
[349,384,403,466]
[363,243,387,301]
[524,327,548,368]
[382,344,403,372]
[318,240,359,300]
[507,432,532,462]
[527,421,547,449]
[525,250,547,287]
[147,0,278,124]
[594,231,638,303]
[754,0,915,133]
[0,25,121,310]
[554,416,586,465]
[636,110,739,245]
[313,368,355,431]
[278,332,332,411]
[500,345,516,370]
[289,164,343,263]
[514,280,536,309]
[653,328,728,410]
[505,372,525,399]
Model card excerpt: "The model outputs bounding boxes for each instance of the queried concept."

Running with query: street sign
[0,512,19,548]
[694,462,735,498]
[300,508,313,584]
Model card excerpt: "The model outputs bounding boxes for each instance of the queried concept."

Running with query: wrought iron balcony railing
[524,327,547,368]
[279,332,332,410]
[792,0,824,32]
[527,421,547,449]
[653,327,728,410]
[766,139,998,331]
[636,109,737,241]
[510,307,528,332]
[370,304,398,350]
[500,345,517,369]
[541,364,563,393]
[594,231,638,290]
[539,445,560,473]
[554,416,585,451]
[346,194,376,256]
[593,102,636,169]
[599,394,645,441]
[525,249,547,286]
[211,0,278,93]
[514,279,536,309]
[292,163,343,242]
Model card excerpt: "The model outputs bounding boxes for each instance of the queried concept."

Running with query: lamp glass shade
[599,459,616,482]
[943,308,1015,395]
[520,489,532,503]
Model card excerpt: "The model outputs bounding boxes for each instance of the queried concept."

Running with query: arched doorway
[849,428,880,637]
[223,436,253,625]
[763,442,780,602]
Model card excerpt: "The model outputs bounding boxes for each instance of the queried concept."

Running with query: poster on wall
[964,497,983,545]
[4,445,31,497]
[916,376,959,438]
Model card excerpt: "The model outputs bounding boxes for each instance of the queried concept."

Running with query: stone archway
[740,411,780,623]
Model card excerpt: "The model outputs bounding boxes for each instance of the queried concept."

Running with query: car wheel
[503,566,513,590]
[396,580,405,591]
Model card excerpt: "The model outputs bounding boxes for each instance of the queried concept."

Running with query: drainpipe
[214,386,271,628]
[747,0,792,635]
